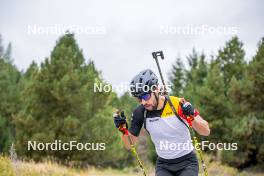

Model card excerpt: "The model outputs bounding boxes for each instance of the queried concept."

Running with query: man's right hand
[113,110,128,134]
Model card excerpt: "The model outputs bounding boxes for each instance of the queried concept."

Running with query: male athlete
[114,69,210,176]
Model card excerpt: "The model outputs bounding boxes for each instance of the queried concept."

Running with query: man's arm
[192,115,210,136]
[179,98,210,136]
[115,106,144,150]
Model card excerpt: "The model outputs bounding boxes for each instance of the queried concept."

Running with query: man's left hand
[181,101,194,116]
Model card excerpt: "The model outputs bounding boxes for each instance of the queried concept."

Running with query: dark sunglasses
[138,93,151,101]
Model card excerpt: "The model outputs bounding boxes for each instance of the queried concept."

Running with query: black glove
[113,111,128,129]
[181,101,195,116]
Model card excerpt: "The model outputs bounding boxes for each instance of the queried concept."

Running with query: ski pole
[125,129,147,176]
[116,111,147,176]
[151,51,209,176]
[152,51,167,94]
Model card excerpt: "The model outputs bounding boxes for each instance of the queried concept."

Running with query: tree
[169,57,185,96]
[4,43,12,62]
[14,33,128,166]
[187,48,198,70]
[198,63,231,142]
[0,37,21,152]
[24,61,39,80]
[216,36,246,86]
[226,38,264,167]
[246,38,264,116]
[184,50,208,105]
[0,34,4,57]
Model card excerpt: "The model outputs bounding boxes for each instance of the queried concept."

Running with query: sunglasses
[138,93,151,101]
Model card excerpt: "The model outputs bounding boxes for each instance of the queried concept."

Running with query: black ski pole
[152,51,167,94]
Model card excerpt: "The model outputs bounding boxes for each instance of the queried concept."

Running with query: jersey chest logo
[149,118,159,122]
[165,112,173,116]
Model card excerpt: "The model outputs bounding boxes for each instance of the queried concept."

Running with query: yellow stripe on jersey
[161,96,181,118]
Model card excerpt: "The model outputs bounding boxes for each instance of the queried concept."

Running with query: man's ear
[156,84,166,95]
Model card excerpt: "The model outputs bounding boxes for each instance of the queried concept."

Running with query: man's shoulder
[169,95,181,99]
[131,105,145,122]
[132,104,145,115]
[167,95,181,106]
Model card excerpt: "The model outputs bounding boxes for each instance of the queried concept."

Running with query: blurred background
[0,0,263,175]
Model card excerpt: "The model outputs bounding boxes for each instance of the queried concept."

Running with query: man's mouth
[144,105,152,109]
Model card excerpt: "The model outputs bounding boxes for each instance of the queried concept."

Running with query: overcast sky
[0,0,263,94]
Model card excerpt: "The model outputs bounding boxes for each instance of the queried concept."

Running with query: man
[114,69,210,176]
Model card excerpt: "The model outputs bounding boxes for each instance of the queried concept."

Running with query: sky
[0,0,263,94]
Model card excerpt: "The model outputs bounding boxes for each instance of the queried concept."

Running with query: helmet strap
[153,92,160,110]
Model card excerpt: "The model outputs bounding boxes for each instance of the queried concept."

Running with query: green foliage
[0,35,4,57]
[183,50,208,105]
[169,57,185,96]
[216,36,246,85]
[110,92,138,121]
[14,33,130,166]
[197,63,231,142]
[0,38,21,153]
[169,36,264,168]
[1,32,263,170]
[226,38,264,167]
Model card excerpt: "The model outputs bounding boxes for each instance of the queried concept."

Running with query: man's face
[137,92,158,111]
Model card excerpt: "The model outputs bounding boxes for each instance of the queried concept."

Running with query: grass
[0,155,263,176]
[0,156,146,176]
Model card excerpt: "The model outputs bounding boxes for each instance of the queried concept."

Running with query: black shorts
[155,151,199,176]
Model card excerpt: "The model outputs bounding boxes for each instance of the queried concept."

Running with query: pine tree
[220,38,264,167]
[15,33,90,159]
[0,34,4,57]
[185,49,199,84]
[217,36,246,86]
[247,38,264,116]
[184,50,208,105]
[187,48,198,70]
[14,33,130,166]
[169,57,185,96]
[0,40,21,152]
[198,63,231,142]
[4,43,12,62]
[194,53,207,86]
[24,61,38,80]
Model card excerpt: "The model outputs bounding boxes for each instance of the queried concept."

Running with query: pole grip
[152,51,164,60]
[152,51,167,94]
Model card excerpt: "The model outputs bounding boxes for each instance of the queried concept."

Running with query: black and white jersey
[129,96,193,159]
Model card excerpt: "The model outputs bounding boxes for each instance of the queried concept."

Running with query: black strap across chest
[143,96,189,131]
